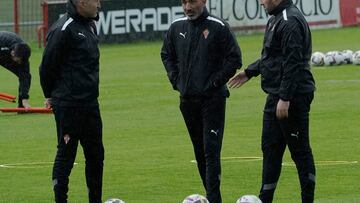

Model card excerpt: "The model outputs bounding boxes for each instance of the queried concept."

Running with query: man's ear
[79,0,84,7]
[77,0,86,9]
[10,50,16,57]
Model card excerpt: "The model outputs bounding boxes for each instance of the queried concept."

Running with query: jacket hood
[66,0,99,22]
[268,0,293,16]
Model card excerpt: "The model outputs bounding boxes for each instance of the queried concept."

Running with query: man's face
[10,50,22,64]
[259,0,282,13]
[182,0,206,20]
[79,0,101,18]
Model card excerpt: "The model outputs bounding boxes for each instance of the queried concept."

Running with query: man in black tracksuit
[229,0,316,202]
[0,31,31,107]
[39,0,103,202]
[161,0,242,202]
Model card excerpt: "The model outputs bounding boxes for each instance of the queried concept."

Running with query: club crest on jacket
[203,29,209,39]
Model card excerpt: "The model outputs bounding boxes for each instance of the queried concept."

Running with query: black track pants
[52,106,104,203]
[259,93,316,203]
[180,96,226,203]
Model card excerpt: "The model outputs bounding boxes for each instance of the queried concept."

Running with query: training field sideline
[0,27,359,202]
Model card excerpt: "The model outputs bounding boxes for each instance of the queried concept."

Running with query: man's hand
[228,71,249,88]
[44,98,52,109]
[276,99,290,119]
[22,99,31,108]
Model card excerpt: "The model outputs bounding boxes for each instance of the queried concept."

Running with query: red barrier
[37,1,49,48]
[0,96,16,103]
[14,0,19,34]
[0,93,16,103]
[340,0,360,26]
[0,108,53,114]
[0,93,16,100]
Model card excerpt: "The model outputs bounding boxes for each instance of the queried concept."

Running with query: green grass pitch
[0,27,359,202]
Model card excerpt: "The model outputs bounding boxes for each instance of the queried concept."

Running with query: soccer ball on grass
[310,51,325,66]
[236,195,262,203]
[353,51,360,65]
[324,51,339,66]
[104,198,125,203]
[182,194,209,203]
[342,50,353,64]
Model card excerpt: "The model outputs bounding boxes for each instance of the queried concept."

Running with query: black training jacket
[0,31,31,100]
[161,8,242,98]
[39,0,100,107]
[245,0,315,101]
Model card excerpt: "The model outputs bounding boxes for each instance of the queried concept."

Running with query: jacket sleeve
[18,61,31,100]
[213,24,242,87]
[278,20,303,101]
[244,59,261,79]
[161,26,179,90]
[39,28,67,98]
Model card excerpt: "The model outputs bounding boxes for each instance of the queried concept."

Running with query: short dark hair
[13,43,31,62]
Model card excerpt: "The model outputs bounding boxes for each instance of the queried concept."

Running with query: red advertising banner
[340,0,360,26]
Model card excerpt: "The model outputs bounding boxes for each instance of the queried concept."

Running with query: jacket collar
[66,0,99,23]
[268,0,293,16]
[189,7,210,25]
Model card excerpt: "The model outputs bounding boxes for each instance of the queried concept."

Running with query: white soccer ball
[310,51,325,66]
[342,50,353,64]
[333,51,346,65]
[182,194,209,203]
[104,198,125,203]
[352,50,360,65]
[323,51,338,66]
[236,195,262,203]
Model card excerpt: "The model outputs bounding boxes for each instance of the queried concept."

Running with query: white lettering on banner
[142,8,157,31]
[111,11,125,34]
[126,9,141,33]
[207,0,341,30]
[97,12,111,35]
[157,7,171,31]
[172,6,184,22]
[95,6,183,35]
[55,0,339,36]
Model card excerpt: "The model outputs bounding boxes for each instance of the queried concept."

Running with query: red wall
[340,0,360,26]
